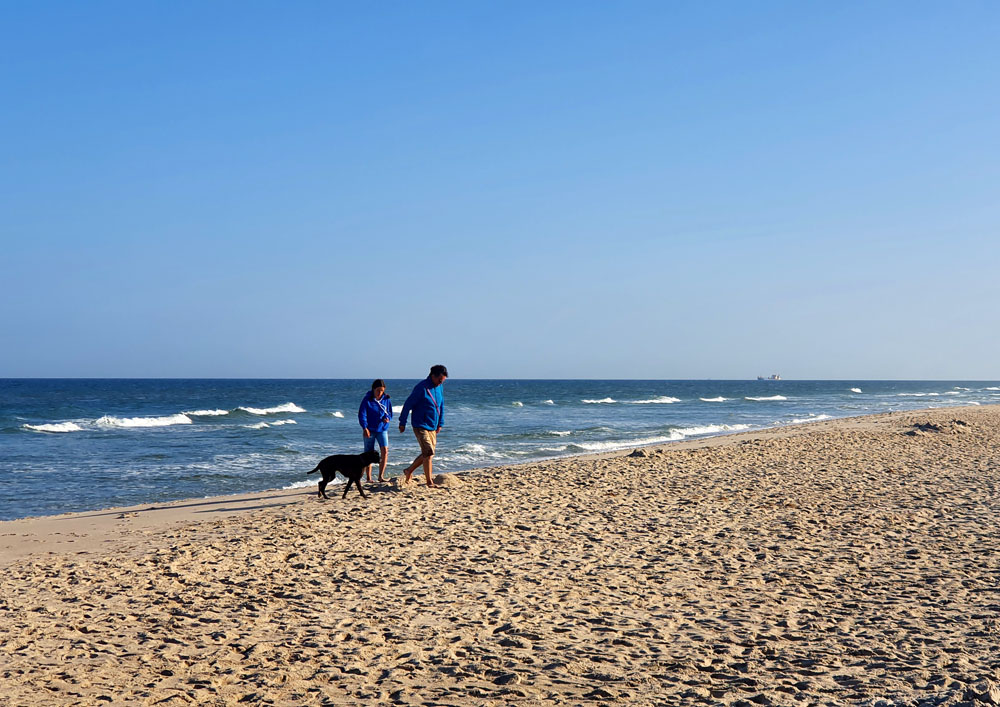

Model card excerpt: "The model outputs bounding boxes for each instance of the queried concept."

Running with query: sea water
[2,379,997,520]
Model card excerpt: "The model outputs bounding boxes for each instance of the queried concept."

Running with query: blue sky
[2,2,998,379]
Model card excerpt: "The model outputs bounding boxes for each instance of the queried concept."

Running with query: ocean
[2,379,997,521]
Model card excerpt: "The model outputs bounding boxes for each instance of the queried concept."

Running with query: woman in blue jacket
[358,379,392,483]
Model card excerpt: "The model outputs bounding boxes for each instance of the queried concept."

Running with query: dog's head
[361,449,381,465]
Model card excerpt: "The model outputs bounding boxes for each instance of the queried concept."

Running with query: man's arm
[398,390,415,431]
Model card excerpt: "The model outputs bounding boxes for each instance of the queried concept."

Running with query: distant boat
[756,374,781,381]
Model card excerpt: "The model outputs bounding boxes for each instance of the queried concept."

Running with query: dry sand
[1,406,999,706]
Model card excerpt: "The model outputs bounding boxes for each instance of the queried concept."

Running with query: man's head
[429,364,448,386]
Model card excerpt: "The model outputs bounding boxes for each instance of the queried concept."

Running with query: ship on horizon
[756,374,781,380]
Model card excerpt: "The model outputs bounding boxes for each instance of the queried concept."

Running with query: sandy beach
[2,405,999,706]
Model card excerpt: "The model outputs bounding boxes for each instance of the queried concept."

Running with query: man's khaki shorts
[413,428,437,456]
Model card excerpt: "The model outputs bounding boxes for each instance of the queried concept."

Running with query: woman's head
[371,379,386,396]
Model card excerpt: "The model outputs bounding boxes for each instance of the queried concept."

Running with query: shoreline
[2,404,998,705]
[0,405,983,566]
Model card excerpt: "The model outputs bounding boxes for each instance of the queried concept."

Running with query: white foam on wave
[898,392,939,397]
[512,401,524,407]
[745,395,787,402]
[284,479,321,490]
[582,398,616,404]
[448,443,508,461]
[578,431,684,452]
[244,422,270,429]
[456,443,488,454]
[850,388,862,394]
[675,423,751,436]
[330,411,345,418]
[539,445,570,452]
[985,387,1000,391]
[270,420,297,426]
[239,403,306,415]
[542,400,555,405]
[700,397,729,402]
[185,409,230,416]
[23,422,83,433]
[630,396,681,404]
[954,387,971,391]
[96,414,193,428]
[547,430,572,437]
[787,414,833,425]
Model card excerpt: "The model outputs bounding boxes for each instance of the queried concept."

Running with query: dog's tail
[306,464,320,475]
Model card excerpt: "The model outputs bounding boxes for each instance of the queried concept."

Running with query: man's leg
[405,429,427,482]
[422,454,435,487]
[403,453,424,483]
[418,429,437,487]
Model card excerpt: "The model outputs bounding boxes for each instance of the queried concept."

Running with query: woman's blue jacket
[358,391,393,433]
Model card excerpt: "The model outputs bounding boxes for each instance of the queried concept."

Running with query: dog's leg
[318,480,328,499]
[342,478,351,499]
[355,478,367,498]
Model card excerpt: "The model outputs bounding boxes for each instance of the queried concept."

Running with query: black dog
[307,450,381,499]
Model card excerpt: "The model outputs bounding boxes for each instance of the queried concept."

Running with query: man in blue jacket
[398,364,448,488]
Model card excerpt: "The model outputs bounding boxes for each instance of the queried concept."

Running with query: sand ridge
[1,406,999,705]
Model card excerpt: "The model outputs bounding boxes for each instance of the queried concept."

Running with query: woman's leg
[378,446,388,481]
[375,431,389,481]
[363,433,376,482]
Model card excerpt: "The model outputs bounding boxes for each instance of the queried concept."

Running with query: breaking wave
[582,398,616,404]
[447,443,511,463]
[745,395,787,402]
[675,423,751,436]
[787,414,833,424]
[284,479,319,490]
[456,443,489,454]
[850,388,862,394]
[577,432,684,452]
[96,414,193,428]
[238,403,306,415]
[570,423,753,454]
[700,397,729,402]
[185,409,230,416]
[630,396,681,404]
[330,411,345,418]
[23,422,83,433]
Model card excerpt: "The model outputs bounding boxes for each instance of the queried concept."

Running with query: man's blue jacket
[399,377,444,431]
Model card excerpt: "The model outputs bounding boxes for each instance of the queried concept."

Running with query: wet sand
[1,405,999,705]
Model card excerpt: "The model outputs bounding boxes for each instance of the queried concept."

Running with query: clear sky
[2,2,998,379]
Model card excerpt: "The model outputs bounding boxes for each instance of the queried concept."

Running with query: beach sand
[1,406,999,706]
